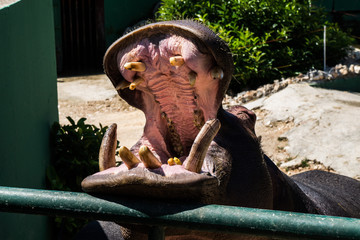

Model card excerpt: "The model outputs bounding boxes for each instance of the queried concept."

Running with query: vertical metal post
[324,25,326,71]
[148,226,165,240]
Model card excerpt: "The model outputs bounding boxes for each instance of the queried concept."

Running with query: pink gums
[117,34,219,160]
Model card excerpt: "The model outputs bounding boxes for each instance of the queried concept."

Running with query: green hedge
[156,0,354,92]
[47,117,116,237]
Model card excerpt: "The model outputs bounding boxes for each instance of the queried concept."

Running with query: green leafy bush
[156,0,354,92]
[47,117,116,237]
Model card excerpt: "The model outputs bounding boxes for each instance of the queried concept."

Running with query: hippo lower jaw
[81,20,235,203]
[81,119,226,202]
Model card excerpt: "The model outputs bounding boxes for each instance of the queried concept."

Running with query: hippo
[79,20,360,239]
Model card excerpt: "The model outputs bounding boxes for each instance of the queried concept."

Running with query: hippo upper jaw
[109,21,233,160]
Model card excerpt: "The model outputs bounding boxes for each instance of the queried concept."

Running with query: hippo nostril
[188,71,197,86]
[124,62,146,72]
[169,56,185,67]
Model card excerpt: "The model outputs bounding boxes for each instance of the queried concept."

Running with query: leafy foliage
[47,117,115,237]
[48,117,107,191]
[156,0,354,92]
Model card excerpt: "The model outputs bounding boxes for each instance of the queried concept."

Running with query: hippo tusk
[129,77,144,90]
[174,157,182,165]
[169,56,185,66]
[167,158,175,166]
[124,62,146,72]
[139,145,162,169]
[115,80,130,90]
[185,119,221,173]
[99,123,117,171]
[119,146,140,169]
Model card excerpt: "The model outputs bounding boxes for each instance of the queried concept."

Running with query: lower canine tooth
[124,62,146,72]
[185,119,221,173]
[99,123,117,171]
[119,146,140,169]
[169,56,185,66]
[210,66,224,80]
[189,71,197,87]
[129,77,144,90]
[139,145,162,169]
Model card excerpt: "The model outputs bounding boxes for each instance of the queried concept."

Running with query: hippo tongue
[96,118,221,175]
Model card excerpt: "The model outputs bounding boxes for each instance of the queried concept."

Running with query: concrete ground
[245,83,360,179]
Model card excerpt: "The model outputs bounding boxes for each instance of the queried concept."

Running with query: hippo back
[291,170,360,218]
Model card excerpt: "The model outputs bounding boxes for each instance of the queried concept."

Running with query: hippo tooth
[99,123,117,171]
[115,80,130,90]
[185,119,221,173]
[174,157,182,165]
[167,158,175,166]
[129,77,144,90]
[119,146,140,169]
[188,71,197,87]
[139,145,162,169]
[124,62,146,72]
[169,56,185,67]
[210,66,224,80]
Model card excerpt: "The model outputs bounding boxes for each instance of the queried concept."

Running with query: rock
[339,66,348,76]
[264,120,272,127]
[245,84,360,178]
[312,72,324,81]
[243,90,256,102]
[354,65,360,74]
[349,64,355,73]
[280,80,288,89]
[256,89,264,98]
[280,158,303,169]
[302,75,310,81]
[264,84,273,96]
[273,82,280,93]
[335,64,343,70]
[329,67,339,78]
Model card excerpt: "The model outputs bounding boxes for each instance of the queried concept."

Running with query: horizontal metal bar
[0,186,359,239]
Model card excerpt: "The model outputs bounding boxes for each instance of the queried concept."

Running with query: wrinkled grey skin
[77,21,360,240]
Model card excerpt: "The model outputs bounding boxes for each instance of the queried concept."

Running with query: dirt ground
[57,75,335,176]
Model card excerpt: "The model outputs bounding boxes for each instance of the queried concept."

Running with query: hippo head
[81,20,273,208]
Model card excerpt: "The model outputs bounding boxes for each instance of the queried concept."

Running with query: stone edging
[223,63,360,109]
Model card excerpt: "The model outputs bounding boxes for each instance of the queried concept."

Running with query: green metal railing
[0,186,359,240]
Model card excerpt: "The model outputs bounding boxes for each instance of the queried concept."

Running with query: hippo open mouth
[80,21,360,224]
[81,20,271,207]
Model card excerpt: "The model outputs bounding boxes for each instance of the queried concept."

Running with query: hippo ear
[226,106,257,134]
